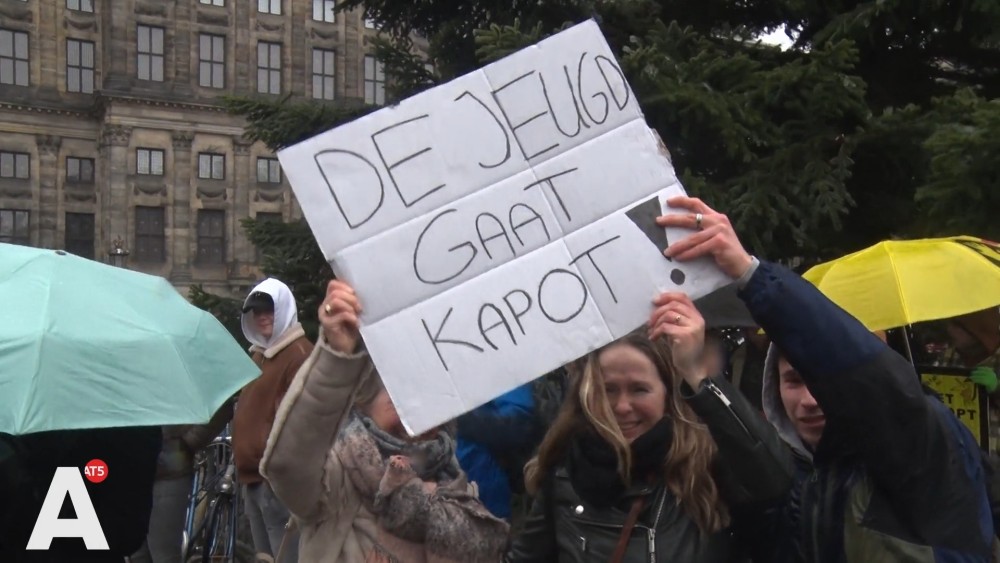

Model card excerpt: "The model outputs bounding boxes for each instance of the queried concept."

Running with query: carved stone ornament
[255,19,285,33]
[232,139,253,156]
[35,135,62,155]
[100,125,132,147]
[0,183,32,199]
[65,189,97,203]
[197,185,228,201]
[309,27,338,40]
[172,131,195,150]
[64,14,97,31]
[197,11,229,27]
[254,187,285,203]
[0,3,33,23]
[134,1,167,17]
[133,180,167,196]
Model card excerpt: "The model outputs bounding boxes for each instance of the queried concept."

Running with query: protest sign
[279,19,732,435]
[919,366,990,450]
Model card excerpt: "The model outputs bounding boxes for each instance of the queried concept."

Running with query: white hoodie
[241,278,299,351]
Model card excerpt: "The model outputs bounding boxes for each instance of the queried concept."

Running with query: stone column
[100,0,130,91]
[98,124,132,256]
[171,131,194,283]
[172,0,193,95]
[232,138,253,268]
[35,134,61,249]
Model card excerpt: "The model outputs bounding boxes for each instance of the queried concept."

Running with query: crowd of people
[2,196,997,563]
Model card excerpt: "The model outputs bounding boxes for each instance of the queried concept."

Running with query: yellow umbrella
[802,236,1000,332]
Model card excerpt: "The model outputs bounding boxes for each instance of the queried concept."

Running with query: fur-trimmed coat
[260,337,509,562]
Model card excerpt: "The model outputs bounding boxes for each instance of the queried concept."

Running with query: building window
[312,0,334,22]
[0,29,30,86]
[66,157,94,183]
[66,0,94,12]
[197,209,225,264]
[64,212,95,259]
[257,42,281,95]
[256,157,281,183]
[312,48,335,100]
[66,39,95,93]
[136,148,164,176]
[198,34,225,89]
[363,55,384,105]
[198,153,225,180]
[0,209,29,245]
[0,151,30,179]
[200,0,224,5]
[254,211,282,261]
[137,25,164,82]
[135,206,165,263]
[257,0,280,15]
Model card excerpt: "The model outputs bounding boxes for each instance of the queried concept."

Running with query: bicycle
[182,427,244,563]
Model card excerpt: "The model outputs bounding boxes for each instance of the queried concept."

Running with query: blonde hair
[524,330,729,534]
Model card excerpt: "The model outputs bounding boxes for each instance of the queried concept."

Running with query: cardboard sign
[279,20,731,435]
[919,366,990,450]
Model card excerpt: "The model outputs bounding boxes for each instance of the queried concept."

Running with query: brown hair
[524,330,729,534]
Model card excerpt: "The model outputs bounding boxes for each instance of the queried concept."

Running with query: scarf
[334,411,509,562]
[567,416,673,509]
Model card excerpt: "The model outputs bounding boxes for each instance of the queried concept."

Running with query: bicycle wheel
[202,494,237,563]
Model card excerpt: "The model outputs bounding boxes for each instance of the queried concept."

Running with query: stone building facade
[0,0,388,296]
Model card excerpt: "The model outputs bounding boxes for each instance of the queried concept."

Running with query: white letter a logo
[26,467,109,550]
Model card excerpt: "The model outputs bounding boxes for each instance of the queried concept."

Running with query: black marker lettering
[475,212,515,259]
[413,209,477,284]
[523,168,578,222]
[594,55,630,110]
[478,303,517,350]
[538,268,588,324]
[313,149,384,229]
[577,52,609,125]
[570,235,622,303]
[453,91,512,169]
[539,70,586,137]
[422,308,485,371]
[371,115,445,207]
[492,71,560,161]
[503,289,533,335]
[509,203,551,247]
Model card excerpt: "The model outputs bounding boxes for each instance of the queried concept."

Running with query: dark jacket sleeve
[505,482,558,563]
[738,260,970,502]
[457,408,538,453]
[682,375,793,510]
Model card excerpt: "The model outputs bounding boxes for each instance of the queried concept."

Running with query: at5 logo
[26,460,109,551]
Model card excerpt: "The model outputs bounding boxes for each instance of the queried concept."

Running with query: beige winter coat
[260,338,508,562]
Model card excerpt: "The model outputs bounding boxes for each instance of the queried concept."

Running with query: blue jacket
[745,260,993,562]
[457,385,535,519]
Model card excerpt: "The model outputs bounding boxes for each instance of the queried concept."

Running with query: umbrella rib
[884,244,910,325]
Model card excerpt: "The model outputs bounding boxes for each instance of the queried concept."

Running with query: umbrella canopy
[802,236,1000,332]
[0,243,260,435]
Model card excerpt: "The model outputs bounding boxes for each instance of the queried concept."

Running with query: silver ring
[324,304,332,315]
[674,314,683,325]
[695,213,703,230]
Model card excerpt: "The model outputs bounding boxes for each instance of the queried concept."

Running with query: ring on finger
[694,213,704,231]
[674,314,683,325]
[324,304,332,315]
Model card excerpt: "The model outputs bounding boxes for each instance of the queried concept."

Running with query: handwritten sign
[919,367,990,450]
[279,20,731,435]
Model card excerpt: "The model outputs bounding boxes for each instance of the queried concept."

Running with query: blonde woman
[261,280,509,562]
[507,292,792,562]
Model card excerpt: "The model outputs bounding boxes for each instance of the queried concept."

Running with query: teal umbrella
[0,243,260,435]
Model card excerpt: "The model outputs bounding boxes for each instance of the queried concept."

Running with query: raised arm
[260,280,366,523]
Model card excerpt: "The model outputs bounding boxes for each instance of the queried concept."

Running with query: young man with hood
[232,278,313,563]
[658,196,994,562]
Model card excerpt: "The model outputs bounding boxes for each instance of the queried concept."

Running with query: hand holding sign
[658,197,754,279]
[320,280,362,354]
[649,292,708,388]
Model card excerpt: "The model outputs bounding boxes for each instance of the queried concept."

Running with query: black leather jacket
[507,376,792,563]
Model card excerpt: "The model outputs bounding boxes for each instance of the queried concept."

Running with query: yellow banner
[921,372,986,447]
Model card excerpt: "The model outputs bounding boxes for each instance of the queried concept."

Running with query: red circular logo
[84,459,108,483]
